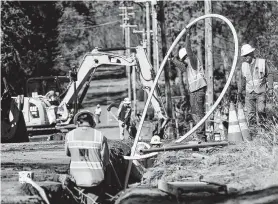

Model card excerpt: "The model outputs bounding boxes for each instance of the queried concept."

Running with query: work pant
[245,92,266,127]
[118,121,130,140]
[190,87,206,141]
[95,114,101,123]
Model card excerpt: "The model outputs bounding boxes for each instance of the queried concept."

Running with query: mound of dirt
[141,142,278,193]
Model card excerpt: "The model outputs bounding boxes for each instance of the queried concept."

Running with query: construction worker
[238,44,274,129]
[45,90,60,105]
[150,135,162,148]
[117,98,132,140]
[171,30,207,142]
[94,104,102,124]
[65,110,110,199]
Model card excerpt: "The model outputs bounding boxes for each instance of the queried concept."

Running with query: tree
[1,1,62,94]
[54,1,125,73]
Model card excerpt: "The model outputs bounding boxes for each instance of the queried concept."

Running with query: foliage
[1,1,62,94]
[1,1,278,95]
[54,1,125,73]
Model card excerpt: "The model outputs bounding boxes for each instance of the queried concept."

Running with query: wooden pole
[127,23,132,101]
[158,1,172,118]
[120,6,134,100]
[146,2,151,61]
[133,64,137,116]
[151,0,159,72]
[145,1,151,102]
[158,1,176,139]
[205,0,214,139]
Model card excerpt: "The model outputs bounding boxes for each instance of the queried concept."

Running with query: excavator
[1,78,29,143]
[9,45,170,137]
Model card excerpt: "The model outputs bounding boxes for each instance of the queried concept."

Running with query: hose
[25,178,50,204]
[176,15,238,142]
[124,14,239,189]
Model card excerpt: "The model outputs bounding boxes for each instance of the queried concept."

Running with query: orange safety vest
[242,58,266,94]
[66,127,109,187]
[187,60,207,92]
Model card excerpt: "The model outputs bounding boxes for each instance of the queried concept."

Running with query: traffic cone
[227,102,243,142]
[237,102,251,141]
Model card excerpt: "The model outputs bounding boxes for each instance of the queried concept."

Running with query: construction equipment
[17,46,169,135]
[1,77,29,142]
[22,76,70,133]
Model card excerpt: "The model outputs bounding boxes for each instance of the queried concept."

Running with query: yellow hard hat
[179,48,187,60]
[241,44,255,57]
[150,135,162,145]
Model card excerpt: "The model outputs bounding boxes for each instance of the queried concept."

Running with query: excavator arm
[58,46,167,124]
[60,50,136,106]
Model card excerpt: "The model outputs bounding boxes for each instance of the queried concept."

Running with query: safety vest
[66,127,108,187]
[117,102,131,122]
[242,58,266,94]
[187,60,207,92]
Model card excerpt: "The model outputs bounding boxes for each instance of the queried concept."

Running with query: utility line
[59,20,120,30]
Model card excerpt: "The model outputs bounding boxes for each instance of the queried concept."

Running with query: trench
[115,186,278,204]
[11,139,278,204]
[16,141,142,204]
[20,178,278,204]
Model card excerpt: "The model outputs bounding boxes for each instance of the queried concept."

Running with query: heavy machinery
[21,76,70,133]
[18,45,169,135]
[1,78,29,143]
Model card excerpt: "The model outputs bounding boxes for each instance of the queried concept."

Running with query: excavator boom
[59,46,166,123]
[60,50,136,106]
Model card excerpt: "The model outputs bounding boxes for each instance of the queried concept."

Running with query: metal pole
[205,0,214,139]
[140,142,228,154]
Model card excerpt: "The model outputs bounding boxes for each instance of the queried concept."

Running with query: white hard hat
[97,104,100,107]
[150,135,162,145]
[241,44,255,57]
[73,110,95,126]
[135,142,150,154]
[123,98,131,104]
[178,48,187,60]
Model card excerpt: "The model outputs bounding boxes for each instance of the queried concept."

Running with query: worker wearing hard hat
[117,98,132,140]
[238,44,274,129]
[65,110,110,198]
[94,104,102,124]
[150,135,163,148]
[171,30,207,142]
